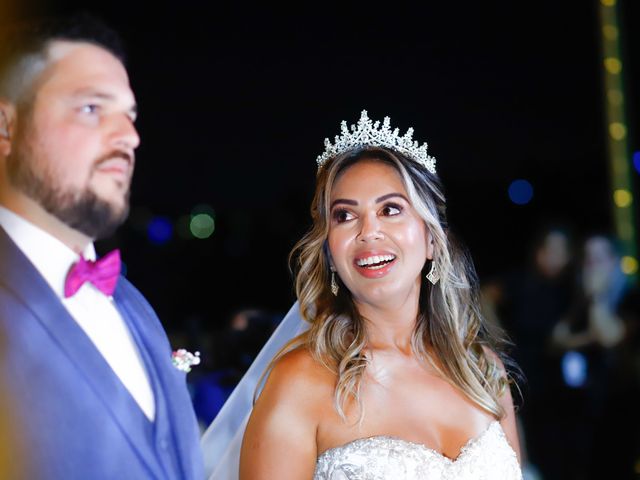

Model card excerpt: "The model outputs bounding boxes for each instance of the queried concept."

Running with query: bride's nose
[357,213,383,243]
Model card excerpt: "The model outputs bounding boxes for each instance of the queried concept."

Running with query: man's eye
[80,104,99,114]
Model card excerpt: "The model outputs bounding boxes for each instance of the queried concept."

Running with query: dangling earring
[426,260,439,285]
[331,271,339,296]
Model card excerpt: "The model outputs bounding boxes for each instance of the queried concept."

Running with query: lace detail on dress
[313,421,522,480]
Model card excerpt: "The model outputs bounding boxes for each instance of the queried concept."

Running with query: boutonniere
[171,349,201,373]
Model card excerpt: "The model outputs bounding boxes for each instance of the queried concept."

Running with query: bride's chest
[316,371,491,459]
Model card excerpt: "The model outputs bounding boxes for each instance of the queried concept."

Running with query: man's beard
[7,149,131,240]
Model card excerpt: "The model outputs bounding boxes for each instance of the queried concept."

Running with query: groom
[0,15,204,479]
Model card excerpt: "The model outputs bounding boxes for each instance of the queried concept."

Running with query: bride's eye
[381,203,402,216]
[332,209,354,223]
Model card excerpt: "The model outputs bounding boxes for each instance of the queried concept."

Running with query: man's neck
[0,191,92,254]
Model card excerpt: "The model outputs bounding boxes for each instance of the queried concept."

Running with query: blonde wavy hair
[266,146,514,421]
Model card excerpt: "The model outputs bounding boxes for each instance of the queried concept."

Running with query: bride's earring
[331,271,339,296]
[426,260,439,285]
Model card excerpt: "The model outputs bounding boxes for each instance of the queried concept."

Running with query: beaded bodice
[313,421,522,480]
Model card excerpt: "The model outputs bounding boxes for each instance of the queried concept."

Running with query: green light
[190,213,215,239]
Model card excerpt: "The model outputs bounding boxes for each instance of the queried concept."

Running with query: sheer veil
[201,301,308,479]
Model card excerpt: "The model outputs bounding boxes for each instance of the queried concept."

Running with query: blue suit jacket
[0,227,204,479]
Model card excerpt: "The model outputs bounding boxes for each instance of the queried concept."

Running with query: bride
[206,111,522,479]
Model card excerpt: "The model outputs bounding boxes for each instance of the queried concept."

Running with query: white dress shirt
[0,205,155,420]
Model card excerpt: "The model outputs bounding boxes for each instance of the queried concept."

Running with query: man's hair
[0,12,126,103]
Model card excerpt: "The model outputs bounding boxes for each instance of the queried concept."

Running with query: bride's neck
[355,296,420,353]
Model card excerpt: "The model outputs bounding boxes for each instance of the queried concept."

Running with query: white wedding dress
[314,421,522,480]
[202,303,522,480]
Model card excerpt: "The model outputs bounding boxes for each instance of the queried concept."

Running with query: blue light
[561,351,587,388]
[508,179,534,205]
[633,151,640,174]
[147,217,173,245]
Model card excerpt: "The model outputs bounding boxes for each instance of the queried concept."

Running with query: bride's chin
[351,287,401,307]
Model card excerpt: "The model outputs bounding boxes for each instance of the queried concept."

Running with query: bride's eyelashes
[331,202,405,225]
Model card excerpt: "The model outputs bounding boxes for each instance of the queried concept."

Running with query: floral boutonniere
[171,349,201,373]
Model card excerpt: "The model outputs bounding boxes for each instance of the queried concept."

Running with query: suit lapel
[0,228,165,480]
[113,285,176,475]
[114,279,201,479]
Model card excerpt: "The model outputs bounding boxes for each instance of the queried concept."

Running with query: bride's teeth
[357,255,396,267]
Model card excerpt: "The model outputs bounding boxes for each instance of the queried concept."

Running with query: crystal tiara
[315,110,436,174]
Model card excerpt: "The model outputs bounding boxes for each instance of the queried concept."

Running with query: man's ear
[0,100,16,157]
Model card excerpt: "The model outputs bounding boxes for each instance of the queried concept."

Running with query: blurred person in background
[482,226,575,478]
[193,308,279,429]
[551,234,633,479]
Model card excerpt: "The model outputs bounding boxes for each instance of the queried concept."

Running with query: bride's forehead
[331,161,406,195]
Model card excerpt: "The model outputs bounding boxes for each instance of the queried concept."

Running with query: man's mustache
[93,150,135,170]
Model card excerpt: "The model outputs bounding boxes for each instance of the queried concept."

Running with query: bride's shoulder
[261,347,335,402]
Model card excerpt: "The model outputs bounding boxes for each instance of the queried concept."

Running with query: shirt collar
[0,205,96,298]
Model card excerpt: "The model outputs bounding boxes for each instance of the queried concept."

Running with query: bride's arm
[240,348,325,480]
[484,347,521,464]
[498,378,521,464]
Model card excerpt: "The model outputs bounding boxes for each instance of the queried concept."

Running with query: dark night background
[4,0,640,476]
[6,2,639,349]
[9,1,638,329]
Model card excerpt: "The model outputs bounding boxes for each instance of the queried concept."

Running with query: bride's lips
[353,250,397,279]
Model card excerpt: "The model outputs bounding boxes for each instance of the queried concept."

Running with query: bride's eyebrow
[376,193,409,203]
[330,199,358,209]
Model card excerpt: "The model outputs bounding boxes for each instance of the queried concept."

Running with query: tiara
[315,110,436,174]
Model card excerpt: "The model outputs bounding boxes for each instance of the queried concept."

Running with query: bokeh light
[621,256,639,275]
[633,151,640,174]
[147,216,173,245]
[613,189,632,208]
[604,57,622,74]
[562,351,587,388]
[190,213,215,239]
[608,122,626,140]
[508,179,534,205]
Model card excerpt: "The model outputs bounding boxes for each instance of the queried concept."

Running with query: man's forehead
[38,40,135,101]
[45,40,125,73]
[46,39,83,61]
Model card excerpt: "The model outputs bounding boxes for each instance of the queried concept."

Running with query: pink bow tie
[64,249,121,298]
